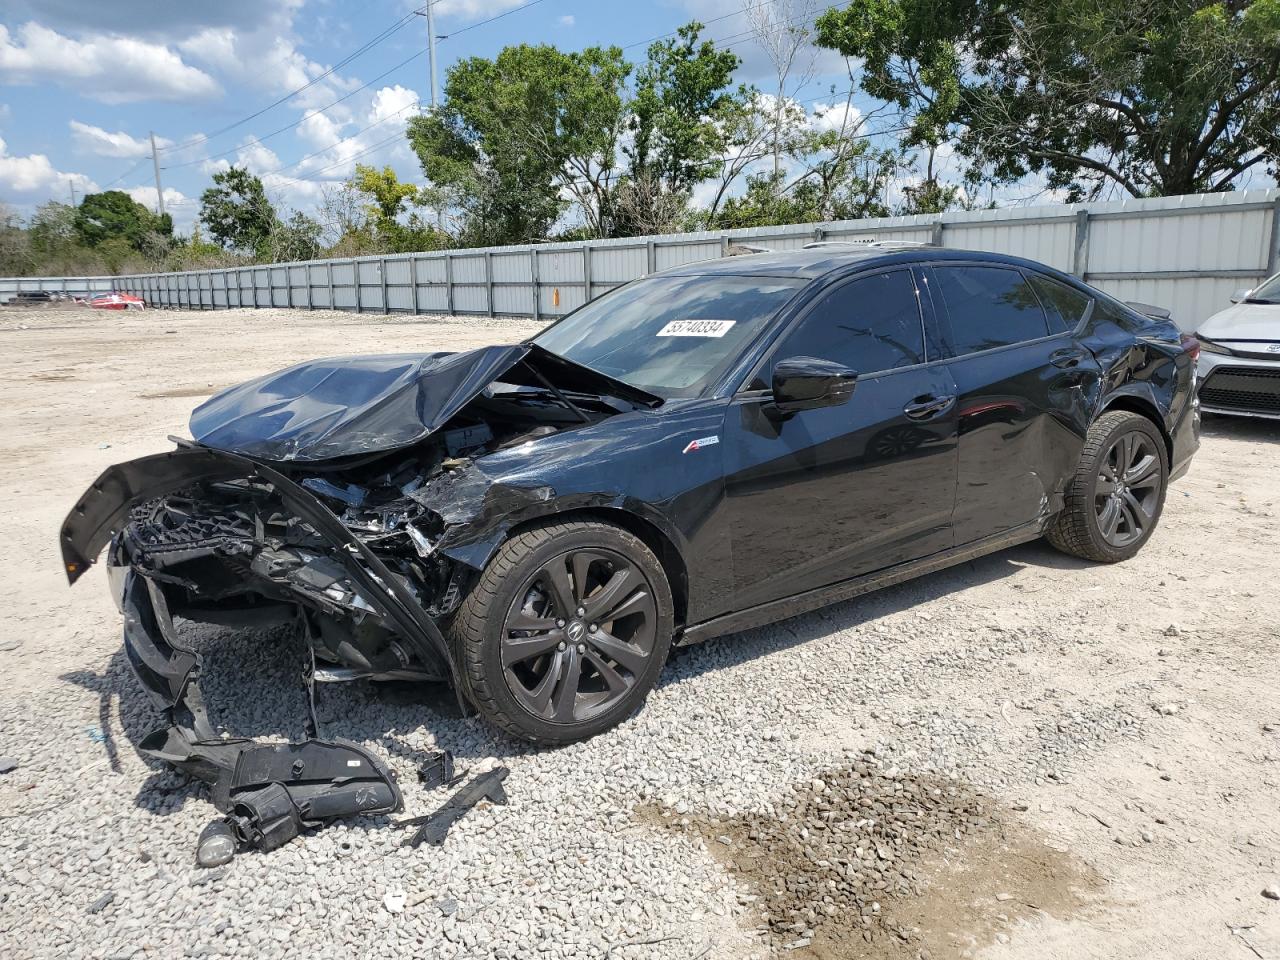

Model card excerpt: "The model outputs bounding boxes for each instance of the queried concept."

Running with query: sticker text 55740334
[656,319,736,338]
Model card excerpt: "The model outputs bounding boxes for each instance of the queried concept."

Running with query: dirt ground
[1,304,1278,959]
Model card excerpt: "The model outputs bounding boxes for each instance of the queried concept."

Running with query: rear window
[933,266,1051,356]
[1028,274,1091,333]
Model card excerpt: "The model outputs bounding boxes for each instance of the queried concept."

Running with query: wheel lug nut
[588,624,598,633]
[556,619,565,628]
[576,607,585,617]
[557,641,566,651]
[576,643,586,654]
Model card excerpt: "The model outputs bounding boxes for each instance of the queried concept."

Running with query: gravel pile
[656,753,995,953]
[0,556,1158,960]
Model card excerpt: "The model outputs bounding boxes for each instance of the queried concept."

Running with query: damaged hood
[191,345,528,462]
[190,344,662,463]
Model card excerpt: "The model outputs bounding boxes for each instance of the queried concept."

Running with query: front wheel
[448,519,674,744]
[1045,410,1169,563]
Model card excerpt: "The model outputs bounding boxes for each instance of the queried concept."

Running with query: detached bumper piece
[122,570,402,865]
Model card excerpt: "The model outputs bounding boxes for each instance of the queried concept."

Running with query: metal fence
[4,189,1278,331]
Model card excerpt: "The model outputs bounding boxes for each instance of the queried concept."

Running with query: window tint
[766,270,925,382]
[933,266,1051,356]
[1028,274,1091,333]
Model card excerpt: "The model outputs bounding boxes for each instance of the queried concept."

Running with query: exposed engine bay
[125,381,619,682]
[61,344,659,859]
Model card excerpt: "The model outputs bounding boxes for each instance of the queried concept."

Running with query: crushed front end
[61,344,658,858]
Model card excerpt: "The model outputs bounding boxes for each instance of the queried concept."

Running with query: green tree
[815,0,1280,199]
[344,164,448,252]
[75,190,172,250]
[199,167,278,256]
[627,23,743,193]
[29,202,78,259]
[408,43,630,245]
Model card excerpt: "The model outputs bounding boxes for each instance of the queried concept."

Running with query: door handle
[1050,348,1087,369]
[903,394,956,420]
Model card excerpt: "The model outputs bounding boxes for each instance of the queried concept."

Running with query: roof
[655,245,1056,281]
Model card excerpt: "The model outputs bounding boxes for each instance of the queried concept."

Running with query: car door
[723,267,959,611]
[921,263,1102,545]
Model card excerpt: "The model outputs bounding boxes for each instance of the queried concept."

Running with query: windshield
[533,274,804,398]
[1246,272,1280,304]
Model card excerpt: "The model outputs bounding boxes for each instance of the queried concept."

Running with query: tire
[1045,410,1169,563]
[447,519,675,744]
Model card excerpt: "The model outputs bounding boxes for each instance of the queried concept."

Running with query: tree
[265,211,324,263]
[28,202,79,262]
[199,167,278,256]
[815,0,1280,200]
[408,44,631,245]
[0,204,33,276]
[627,23,744,196]
[345,164,448,253]
[75,190,172,250]
[743,0,821,178]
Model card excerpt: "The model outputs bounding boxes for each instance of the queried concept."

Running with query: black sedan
[63,245,1200,770]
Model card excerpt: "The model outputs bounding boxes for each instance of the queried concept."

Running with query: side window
[767,270,925,382]
[1028,274,1091,333]
[933,266,1051,356]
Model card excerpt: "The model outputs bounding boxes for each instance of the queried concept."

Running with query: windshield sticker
[657,319,736,338]
[682,435,720,454]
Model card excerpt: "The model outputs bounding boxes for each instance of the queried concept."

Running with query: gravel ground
[1,305,1278,960]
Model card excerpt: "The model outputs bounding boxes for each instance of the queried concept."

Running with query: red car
[88,292,145,311]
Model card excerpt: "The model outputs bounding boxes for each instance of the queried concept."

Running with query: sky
[0,0,939,234]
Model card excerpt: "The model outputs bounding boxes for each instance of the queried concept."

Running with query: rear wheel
[448,519,674,744]
[1045,410,1169,562]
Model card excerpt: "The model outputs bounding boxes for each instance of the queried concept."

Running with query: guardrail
[4,189,1277,330]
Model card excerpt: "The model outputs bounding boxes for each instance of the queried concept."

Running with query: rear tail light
[1180,333,1200,361]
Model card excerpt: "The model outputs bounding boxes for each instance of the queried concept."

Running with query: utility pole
[426,1,439,109]
[149,131,166,216]
[68,179,77,207]
[414,3,439,109]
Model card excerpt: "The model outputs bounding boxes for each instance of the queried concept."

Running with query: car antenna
[521,361,592,423]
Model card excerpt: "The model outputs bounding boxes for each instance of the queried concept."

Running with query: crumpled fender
[410,458,691,574]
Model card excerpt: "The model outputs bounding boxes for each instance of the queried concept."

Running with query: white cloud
[0,22,221,104]
[70,121,171,159]
[433,1,527,19]
[809,100,862,135]
[559,15,576,27]
[233,140,283,175]
[178,27,356,112]
[0,135,97,195]
[125,185,188,212]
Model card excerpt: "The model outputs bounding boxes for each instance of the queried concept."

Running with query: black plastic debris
[399,766,510,847]
[0,758,17,774]
[417,750,466,790]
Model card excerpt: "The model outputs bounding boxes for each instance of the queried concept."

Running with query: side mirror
[771,356,857,414]
[1230,288,1253,304]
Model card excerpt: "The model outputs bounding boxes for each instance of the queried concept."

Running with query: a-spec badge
[682,435,720,454]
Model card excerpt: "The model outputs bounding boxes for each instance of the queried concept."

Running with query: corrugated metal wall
[4,189,1277,331]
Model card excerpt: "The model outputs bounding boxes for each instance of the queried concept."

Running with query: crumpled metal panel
[190,345,530,462]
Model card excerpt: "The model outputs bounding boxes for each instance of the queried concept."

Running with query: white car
[1196,272,1280,419]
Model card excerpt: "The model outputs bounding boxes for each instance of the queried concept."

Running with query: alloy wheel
[1094,431,1161,548]
[501,548,658,724]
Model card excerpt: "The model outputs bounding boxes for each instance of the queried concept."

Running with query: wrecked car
[63,245,1200,776]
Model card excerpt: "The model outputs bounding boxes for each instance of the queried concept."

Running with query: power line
[159,5,425,157]
[436,0,550,39]
[162,48,428,171]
